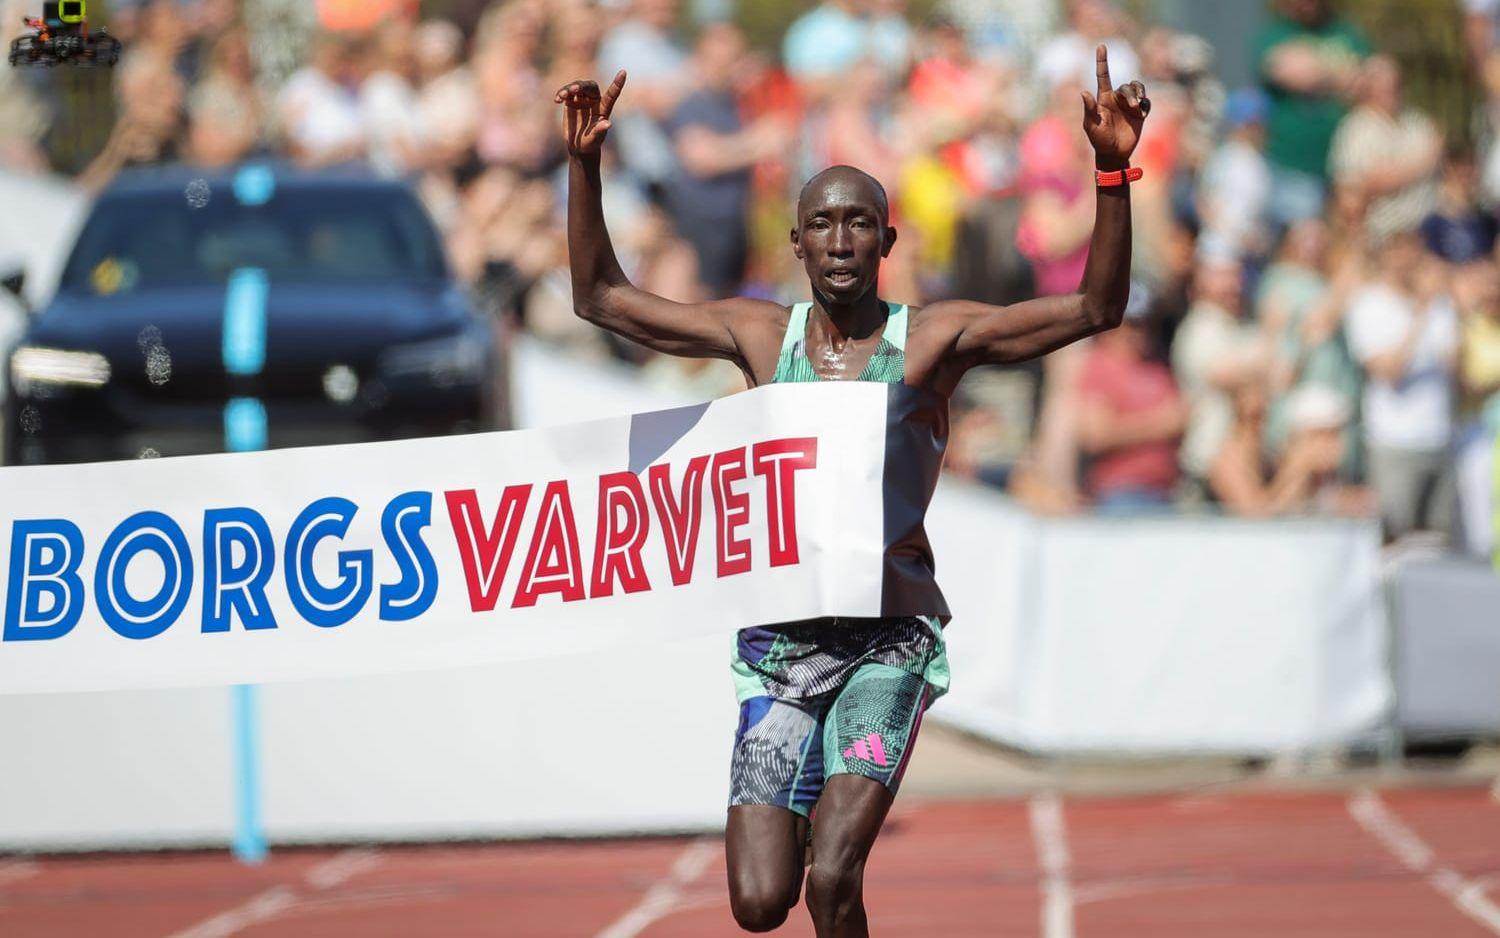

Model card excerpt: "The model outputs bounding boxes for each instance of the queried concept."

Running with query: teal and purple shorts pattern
[728,617,947,817]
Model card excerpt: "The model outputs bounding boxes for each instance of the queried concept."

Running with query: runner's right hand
[554,71,626,159]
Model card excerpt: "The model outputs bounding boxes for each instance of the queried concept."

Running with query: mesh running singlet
[771,301,910,384]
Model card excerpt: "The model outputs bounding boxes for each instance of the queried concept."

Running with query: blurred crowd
[7,0,1500,550]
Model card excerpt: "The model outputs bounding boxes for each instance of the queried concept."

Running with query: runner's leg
[726,806,809,931]
[726,695,826,930]
[804,774,891,937]
[805,662,932,936]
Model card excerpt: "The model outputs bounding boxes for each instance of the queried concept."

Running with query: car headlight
[10,346,111,395]
[378,334,486,388]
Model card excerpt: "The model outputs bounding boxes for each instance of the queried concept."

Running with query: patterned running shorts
[728,616,948,818]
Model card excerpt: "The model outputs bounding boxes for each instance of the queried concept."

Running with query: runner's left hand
[1081,45,1149,171]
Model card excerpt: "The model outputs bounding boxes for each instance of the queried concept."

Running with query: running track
[3,786,1499,937]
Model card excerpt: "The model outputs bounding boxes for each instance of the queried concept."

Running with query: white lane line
[1348,789,1500,935]
[1028,792,1075,938]
[0,859,40,887]
[595,837,718,938]
[166,847,382,938]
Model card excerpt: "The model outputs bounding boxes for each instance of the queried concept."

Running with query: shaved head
[797,165,889,228]
[790,164,896,303]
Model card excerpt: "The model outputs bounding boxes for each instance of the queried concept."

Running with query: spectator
[0,4,51,172]
[665,24,785,298]
[1211,381,1351,517]
[597,0,688,192]
[1422,149,1498,265]
[472,6,554,175]
[186,27,263,168]
[1282,385,1368,515]
[1015,83,1097,296]
[316,0,415,34]
[1076,296,1186,513]
[1455,261,1500,554]
[1459,264,1500,419]
[1197,88,1273,261]
[78,51,186,192]
[1466,0,1500,77]
[1172,256,1267,493]
[1254,0,1371,227]
[1037,0,1142,94]
[413,19,479,178]
[937,0,1055,66]
[1346,231,1459,540]
[1257,219,1362,463]
[360,20,425,176]
[1329,55,1442,241]
[783,0,914,90]
[277,32,367,167]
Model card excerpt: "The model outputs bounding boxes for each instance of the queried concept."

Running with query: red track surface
[3,786,1499,937]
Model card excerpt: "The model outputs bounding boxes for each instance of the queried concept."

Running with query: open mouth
[827,269,858,287]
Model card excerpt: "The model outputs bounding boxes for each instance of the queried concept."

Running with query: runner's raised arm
[911,46,1150,386]
[556,71,779,367]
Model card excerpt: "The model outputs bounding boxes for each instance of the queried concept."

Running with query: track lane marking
[0,859,40,888]
[1028,792,1075,938]
[1348,789,1500,935]
[165,847,382,938]
[595,837,718,938]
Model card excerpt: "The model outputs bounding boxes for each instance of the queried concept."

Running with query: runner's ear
[790,226,804,259]
[882,226,898,258]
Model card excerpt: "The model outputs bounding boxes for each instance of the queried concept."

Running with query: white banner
[931,484,1390,753]
[0,382,932,694]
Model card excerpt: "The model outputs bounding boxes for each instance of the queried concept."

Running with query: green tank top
[771,301,909,384]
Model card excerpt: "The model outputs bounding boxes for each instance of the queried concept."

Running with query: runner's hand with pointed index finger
[554,70,627,158]
[1079,45,1149,171]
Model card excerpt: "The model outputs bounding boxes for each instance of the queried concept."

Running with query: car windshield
[60,184,448,293]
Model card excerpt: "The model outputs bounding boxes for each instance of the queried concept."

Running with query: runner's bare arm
[558,72,777,364]
[923,46,1148,369]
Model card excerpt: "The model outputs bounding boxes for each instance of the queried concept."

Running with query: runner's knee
[804,856,864,921]
[729,882,794,932]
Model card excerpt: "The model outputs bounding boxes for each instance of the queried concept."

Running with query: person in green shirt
[1254,0,1372,226]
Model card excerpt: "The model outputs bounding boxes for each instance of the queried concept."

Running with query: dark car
[4,163,507,466]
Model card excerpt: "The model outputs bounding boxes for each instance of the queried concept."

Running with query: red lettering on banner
[512,481,586,608]
[647,455,708,586]
[752,438,818,567]
[711,448,751,577]
[444,486,533,612]
[590,472,652,597]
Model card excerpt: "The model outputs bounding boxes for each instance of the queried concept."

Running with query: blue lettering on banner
[94,511,194,640]
[284,497,372,628]
[379,491,438,622]
[3,519,86,642]
[203,508,278,633]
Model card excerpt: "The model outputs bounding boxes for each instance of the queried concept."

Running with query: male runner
[556,46,1148,936]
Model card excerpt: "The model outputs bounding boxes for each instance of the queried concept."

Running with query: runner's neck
[808,291,888,346]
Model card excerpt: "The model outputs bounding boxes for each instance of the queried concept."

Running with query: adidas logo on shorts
[842,732,888,767]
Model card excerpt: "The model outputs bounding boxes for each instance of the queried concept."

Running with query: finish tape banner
[0,382,949,694]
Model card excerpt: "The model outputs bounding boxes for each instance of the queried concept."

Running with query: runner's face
[792,178,894,304]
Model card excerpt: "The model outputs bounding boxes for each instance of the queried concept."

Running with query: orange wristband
[1095,167,1144,188]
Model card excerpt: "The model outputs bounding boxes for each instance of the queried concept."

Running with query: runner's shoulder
[712,295,792,334]
[905,301,971,344]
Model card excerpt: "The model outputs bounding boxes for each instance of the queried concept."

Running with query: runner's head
[791,165,896,304]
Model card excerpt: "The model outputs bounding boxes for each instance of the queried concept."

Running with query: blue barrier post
[230,684,267,863]
[222,243,272,862]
